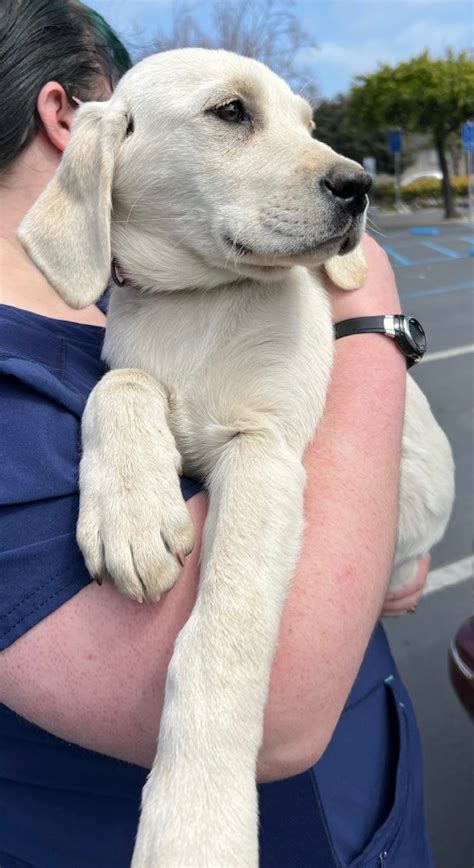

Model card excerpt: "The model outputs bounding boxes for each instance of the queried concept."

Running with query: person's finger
[382,589,424,616]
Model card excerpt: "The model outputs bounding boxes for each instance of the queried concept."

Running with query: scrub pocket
[350,675,414,867]
[333,675,433,868]
[259,625,433,867]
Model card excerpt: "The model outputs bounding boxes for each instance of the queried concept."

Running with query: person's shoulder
[0,304,107,414]
[0,303,62,369]
[0,305,109,506]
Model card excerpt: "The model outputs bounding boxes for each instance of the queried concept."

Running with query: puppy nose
[322,167,372,216]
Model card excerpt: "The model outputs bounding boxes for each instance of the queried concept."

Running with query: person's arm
[260,236,406,778]
[0,236,406,782]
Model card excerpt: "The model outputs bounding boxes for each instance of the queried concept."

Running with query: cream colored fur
[19,49,454,868]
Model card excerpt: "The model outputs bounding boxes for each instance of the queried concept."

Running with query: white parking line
[423,344,474,363]
[425,556,473,595]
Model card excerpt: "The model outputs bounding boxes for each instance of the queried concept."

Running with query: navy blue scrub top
[0,305,433,868]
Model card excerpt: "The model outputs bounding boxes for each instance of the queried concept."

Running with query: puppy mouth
[223,226,358,263]
[223,236,255,257]
[338,233,357,255]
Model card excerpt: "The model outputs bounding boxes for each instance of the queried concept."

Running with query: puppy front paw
[77,458,194,603]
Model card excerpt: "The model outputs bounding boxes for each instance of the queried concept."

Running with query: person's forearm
[0,240,407,779]
[0,332,405,780]
[258,331,406,780]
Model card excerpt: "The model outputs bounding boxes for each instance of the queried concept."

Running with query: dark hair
[0,0,132,173]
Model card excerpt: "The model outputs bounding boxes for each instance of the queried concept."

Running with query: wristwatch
[334,315,427,368]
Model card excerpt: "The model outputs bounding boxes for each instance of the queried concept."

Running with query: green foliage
[348,50,474,140]
[347,50,474,217]
[313,94,414,174]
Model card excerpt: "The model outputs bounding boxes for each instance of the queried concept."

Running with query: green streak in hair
[79,2,133,76]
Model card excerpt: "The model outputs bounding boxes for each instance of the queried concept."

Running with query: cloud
[395,19,469,52]
[401,0,470,4]
[296,16,470,96]
[344,0,471,4]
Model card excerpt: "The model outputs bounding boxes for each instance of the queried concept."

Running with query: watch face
[408,318,427,353]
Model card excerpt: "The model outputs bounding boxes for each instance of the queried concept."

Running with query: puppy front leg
[132,431,305,868]
[77,369,194,602]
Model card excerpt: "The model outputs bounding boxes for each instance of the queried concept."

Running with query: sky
[86,0,473,98]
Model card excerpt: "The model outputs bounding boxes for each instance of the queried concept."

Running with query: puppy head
[19,49,369,307]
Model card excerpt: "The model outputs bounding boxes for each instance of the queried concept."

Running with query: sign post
[363,156,377,180]
[388,129,403,212]
[462,121,474,224]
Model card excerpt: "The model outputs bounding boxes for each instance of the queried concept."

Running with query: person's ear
[36,81,75,153]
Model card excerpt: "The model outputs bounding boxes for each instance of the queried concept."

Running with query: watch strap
[334,316,389,340]
[334,315,425,369]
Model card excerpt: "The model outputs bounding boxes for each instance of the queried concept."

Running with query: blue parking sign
[388,129,402,153]
[462,121,474,152]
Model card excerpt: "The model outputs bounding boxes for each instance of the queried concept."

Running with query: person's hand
[382,553,432,617]
[323,234,402,321]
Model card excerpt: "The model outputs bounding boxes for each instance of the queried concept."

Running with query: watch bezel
[401,316,427,354]
[391,315,427,365]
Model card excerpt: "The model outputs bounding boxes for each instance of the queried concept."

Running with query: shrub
[372,175,469,207]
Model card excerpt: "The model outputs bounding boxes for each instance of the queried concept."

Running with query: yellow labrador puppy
[19,49,454,868]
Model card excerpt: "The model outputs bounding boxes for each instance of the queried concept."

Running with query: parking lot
[370,213,473,868]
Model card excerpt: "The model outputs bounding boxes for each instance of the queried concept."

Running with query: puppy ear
[18,100,130,309]
[323,243,368,291]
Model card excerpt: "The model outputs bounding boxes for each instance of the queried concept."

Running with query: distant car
[401,171,443,187]
[449,616,474,719]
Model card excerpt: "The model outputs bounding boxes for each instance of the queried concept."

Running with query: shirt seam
[2,572,67,620]
[1,572,88,640]
[0,350,62,377]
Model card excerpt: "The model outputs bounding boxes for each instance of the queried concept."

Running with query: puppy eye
[212,100,246,123]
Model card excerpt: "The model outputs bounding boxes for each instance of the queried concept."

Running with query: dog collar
[111,259,126,286]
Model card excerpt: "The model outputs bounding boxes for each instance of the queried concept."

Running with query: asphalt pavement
[367,210,473,868]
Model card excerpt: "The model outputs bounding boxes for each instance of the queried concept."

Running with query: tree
[313,94,414,176]
[347,50,474,218]
[144,0,319,103]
